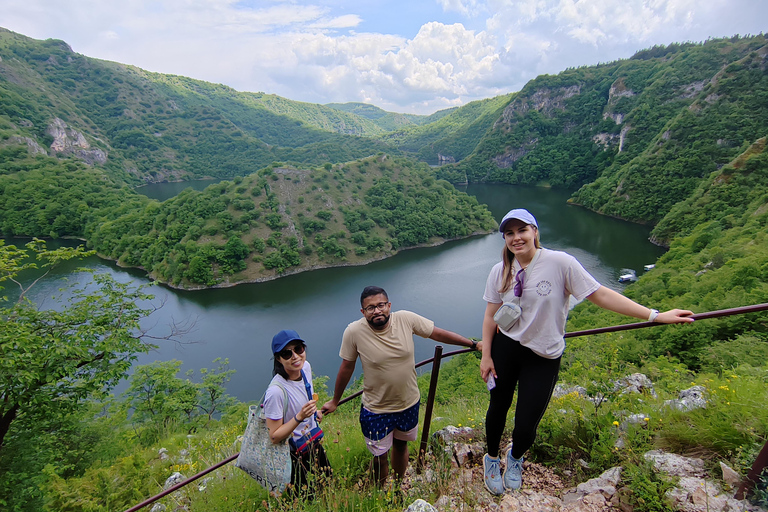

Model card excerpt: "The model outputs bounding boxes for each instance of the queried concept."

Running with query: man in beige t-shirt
[322,286,477,486]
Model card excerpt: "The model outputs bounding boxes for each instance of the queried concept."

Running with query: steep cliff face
[495,85,582,130]
[442,36,768,227]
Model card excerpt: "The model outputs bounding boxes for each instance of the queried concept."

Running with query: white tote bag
[235,389,292,494]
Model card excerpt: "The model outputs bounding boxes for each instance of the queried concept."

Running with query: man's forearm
[430,326,474,348]
[332,361,355,402]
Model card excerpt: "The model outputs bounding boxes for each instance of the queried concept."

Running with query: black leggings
[485,330,561,459]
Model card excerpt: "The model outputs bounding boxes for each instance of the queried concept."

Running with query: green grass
[7,351,768,512]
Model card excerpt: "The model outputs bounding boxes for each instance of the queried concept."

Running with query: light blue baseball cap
[499,208,538,234]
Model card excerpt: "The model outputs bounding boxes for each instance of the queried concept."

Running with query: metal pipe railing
[125,302,768,511]
[417,345,443,471]
[124,453,239,512]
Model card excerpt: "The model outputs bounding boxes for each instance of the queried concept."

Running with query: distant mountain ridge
[0,27,395,185]
[2,27,767,239]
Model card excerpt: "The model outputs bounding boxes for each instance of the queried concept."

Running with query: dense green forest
[0,153,495,287]
[2,28,767,232]
[372,35,768,230]
[0,28,395,185]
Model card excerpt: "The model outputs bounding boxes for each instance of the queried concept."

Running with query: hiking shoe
[503,446,524,491]
[483,454,504,496]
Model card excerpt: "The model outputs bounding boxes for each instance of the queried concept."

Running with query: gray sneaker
[503,446,524,491]
[483,454,504,496]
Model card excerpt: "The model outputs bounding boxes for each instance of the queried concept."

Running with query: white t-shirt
[263,361,319,444]
[483,248,600,359]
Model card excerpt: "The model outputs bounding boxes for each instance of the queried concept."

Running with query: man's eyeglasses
[514,269,525,297]
[363,302,389,313]
[277,344,306,360]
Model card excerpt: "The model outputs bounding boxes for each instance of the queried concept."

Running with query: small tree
[189,358,236,425]
[121,360,198,431]
[0,239,179,448]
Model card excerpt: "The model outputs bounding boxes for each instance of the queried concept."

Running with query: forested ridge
[417,35,768,231]
[2,27,767,237]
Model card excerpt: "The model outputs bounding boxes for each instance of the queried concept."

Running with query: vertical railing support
[417,344,443,473]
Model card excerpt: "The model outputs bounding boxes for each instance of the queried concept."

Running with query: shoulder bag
[235,385,292,494]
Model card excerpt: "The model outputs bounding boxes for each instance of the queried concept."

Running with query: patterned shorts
[359,401,420,456]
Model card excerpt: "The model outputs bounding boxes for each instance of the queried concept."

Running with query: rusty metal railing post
[417,344,443,473]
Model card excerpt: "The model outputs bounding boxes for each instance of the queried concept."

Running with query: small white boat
[643,264,655,271]
[618,269,637,283]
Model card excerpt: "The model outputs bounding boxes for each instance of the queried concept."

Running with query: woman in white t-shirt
[479,209,694,496]
[264,329,331,496]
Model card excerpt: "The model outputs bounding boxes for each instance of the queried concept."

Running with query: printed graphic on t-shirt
[536,280,552,296]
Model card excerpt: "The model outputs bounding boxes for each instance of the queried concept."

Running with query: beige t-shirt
[339,310,435,413]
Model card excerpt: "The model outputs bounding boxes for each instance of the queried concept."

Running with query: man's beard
[367,313,390,328]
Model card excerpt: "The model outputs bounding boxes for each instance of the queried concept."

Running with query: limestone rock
[664,386,708,412]
[644,450,707,478]
[46,117,107,165]
[719,462,741,489]
[163,472,186,489]
[405,498,437,512]
[614,373,657,398]
[499,490,562,511]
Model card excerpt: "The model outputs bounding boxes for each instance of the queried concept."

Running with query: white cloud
[2,0,767,114]
[437,0,484,17]
[259,21,506,113]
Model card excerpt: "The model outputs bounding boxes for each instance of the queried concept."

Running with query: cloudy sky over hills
[4,0,767,114]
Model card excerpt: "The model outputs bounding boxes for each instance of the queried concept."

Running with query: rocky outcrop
[408,427,763,511]
[492,140,537,168]
[606,78,636,106]
[46,117,107,165]
[496,85,582,128]
[644,451,763,512]
[5,136,48,156]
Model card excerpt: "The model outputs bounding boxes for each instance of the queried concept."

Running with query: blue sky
[3,0,767,114]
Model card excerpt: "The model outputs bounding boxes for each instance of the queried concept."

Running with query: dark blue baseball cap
[271,329,305,354]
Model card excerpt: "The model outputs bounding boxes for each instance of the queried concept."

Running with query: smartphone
[486,374,496,391]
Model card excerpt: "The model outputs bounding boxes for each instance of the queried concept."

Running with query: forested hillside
[0,151,495,287]
[421,36,768,230]
[2,27,768,288]
[0,28,396,185]
[325,102,453,132]
[567,137,768,369]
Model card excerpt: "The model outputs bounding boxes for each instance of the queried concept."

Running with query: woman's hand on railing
[657,309,695,324]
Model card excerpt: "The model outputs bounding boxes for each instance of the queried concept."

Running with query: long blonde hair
[499,226,541,293]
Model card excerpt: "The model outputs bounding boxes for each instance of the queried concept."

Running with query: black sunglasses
[277,344,306,360]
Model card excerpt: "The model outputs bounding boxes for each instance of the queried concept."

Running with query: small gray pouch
[493,302,522,331]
